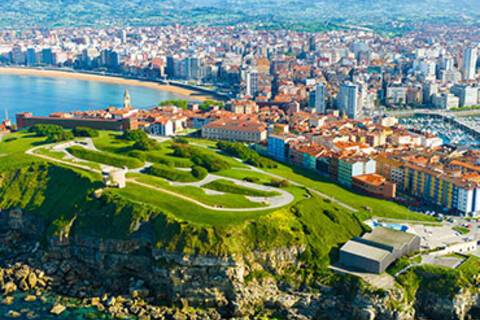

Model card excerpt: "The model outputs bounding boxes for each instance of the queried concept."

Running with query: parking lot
[409,223,472,250]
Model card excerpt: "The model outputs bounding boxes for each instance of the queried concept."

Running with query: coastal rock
[50,303,66,315]
[6,310,21,318]
[19,278,29,291]
[24,295,37,302]
[2,296,14,305]
[27,272,37,289]
[3,282,17,295]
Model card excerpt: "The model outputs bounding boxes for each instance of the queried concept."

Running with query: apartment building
[202,119,267,143]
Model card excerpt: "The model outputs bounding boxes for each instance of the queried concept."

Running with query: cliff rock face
[2,208,480,319]
[48,230,309,317]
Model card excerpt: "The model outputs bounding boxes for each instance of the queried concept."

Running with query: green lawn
[145,164,201,182]
[34,147,102,170]
[216,168,273,184]
[113,183,278,226]
[453,226,470,235]
[203,179,280,197]
[67,146,144,169]
[33,147,66,160]
[91,131,135,153]
[265,163,435,222]
[132,174,270,209]
[0,132,46,171]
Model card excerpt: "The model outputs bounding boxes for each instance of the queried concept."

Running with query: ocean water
[0,73,188,121]
[0,292,117,320]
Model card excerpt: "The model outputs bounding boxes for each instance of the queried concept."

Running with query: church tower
[123,89,132,110]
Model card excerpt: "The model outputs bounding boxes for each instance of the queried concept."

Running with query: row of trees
[29,124,98,142]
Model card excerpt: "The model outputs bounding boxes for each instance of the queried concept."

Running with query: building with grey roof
[339,227,420,274]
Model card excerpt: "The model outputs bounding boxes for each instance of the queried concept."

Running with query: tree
[159,99,189,110]
[133,136,157,151]
[199,99,224,111]
[29,124,73,142]
[122,129,149,141]
[72,126,99,137]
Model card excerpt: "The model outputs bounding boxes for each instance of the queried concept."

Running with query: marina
[399,114,480,147]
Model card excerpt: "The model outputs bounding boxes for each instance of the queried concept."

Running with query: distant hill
[0,0,478,30]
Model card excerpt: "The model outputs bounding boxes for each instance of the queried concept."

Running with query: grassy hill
[0,131,434,275]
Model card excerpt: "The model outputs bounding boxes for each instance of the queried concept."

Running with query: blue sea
[0,72,175,318]
[0,73,188,122]
[0,292,117,319]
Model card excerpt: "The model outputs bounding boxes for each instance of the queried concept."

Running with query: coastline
[0,67,218,102]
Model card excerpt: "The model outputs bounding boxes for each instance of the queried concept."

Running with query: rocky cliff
[1,207,480,319]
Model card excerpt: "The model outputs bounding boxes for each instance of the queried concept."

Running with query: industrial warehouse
[339,227,421,274]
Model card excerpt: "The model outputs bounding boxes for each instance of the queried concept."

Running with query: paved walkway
[129,178,293,212]
[190,143,358,212]
[26,143,295,212]
[171,173,295,210]
[245,164,357,212]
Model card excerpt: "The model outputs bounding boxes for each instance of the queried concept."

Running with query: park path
[189,142,358,213]
[26,142,295,212]
[129,178,294,212]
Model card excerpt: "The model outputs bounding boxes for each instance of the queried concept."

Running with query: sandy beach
[0,67,218,102]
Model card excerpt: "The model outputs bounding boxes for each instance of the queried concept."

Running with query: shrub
[133,136,157,151]
[172,144,193,158]
[47,130,74,143]
[145,164,198,182]
[191,152,230,172]
[72,127,99,138]
[67,146,144,168]
[172,144,230,172]
[29,124,73,142]
[217,141,277,168]
[122,129,158,151]
[269,178,290,188]
[172,137,189,144]
[243,177,260,183]
[127,151,191,168]
[159,99,189,109]
[191,166,208,180]
[199,99,224,111]
[203,179,279,197]
[122,129,149,141]
[29,124,64,137]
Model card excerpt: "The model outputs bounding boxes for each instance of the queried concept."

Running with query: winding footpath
[26,141,294,212]
[190,142,358,213]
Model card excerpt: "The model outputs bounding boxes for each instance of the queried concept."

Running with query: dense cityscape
[1,2,480,319]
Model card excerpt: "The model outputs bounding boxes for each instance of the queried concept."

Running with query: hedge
[67,146,144,169]
[203,179,279,197]
[128,150,192,168]
[172,144,230,172]
[72,127,99,138]
[145,164,200,182]
[216,141,277,168]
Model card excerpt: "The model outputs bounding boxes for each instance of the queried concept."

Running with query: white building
[245,69,259,97]
[386,86,408,105]
[149,118,174,136]
[456,186,480,216]
[309,83,327,113]
[337,82,360,119]
[462,47,478,81]
[451,84,478,107]
[432,93,460,109]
